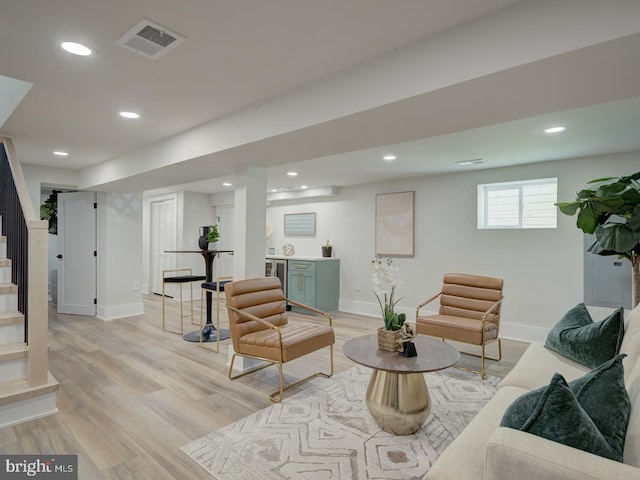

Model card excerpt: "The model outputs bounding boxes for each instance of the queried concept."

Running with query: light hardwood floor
[0,295,529,479]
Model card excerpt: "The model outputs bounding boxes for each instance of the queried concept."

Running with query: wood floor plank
[78,349,164,397]
[0,294,529,478]
[88,384,209,480]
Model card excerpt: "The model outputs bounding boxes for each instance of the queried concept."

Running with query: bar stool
[162,268,206,334]
[199,276,233,352]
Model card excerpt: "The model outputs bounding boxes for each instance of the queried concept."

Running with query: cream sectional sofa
[426,303,640,480]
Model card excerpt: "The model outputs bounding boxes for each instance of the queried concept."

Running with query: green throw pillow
[544,303,624,368]
[500,355,630,462]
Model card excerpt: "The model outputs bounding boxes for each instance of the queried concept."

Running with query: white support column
[229,165,268,373]
[232,165,267,280]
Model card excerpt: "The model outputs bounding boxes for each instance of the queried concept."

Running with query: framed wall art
[375,191,415,257]
[284,212,316,236]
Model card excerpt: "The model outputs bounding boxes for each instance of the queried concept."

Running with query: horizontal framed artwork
[375,191,415,257]
[284,212,316,236]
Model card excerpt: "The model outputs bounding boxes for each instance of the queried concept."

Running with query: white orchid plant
[371,256,406,331]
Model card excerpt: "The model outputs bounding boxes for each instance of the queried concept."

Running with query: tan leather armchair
[224,277,335,402]
[416,273,504,379]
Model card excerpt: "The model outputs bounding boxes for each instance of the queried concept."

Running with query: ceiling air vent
[116,19,185,59]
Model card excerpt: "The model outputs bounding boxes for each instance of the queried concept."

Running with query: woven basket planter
[377,327,402,352]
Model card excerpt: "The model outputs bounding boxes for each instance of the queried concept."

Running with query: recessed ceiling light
[119,111,140,119]
[382,154,397,161]
[60,41,92,56]
[544,126,566,134]
[271,189,278,193]
[301,185,308,189]
[455,158,485,166]
[286,171,298,177]
[53,151,69,156]
[222,182,232,187]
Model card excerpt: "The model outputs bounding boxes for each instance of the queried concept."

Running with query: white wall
[22,165,79,301]
[266,151,639,343]
[178,191,216,276]
[141,191,216,289]
[96,192,144,320]
[21,165,79,217]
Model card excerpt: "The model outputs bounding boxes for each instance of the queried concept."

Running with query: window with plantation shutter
[477,178,558,229]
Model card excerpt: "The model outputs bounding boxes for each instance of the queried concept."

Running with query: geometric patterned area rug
[181,365,500,480]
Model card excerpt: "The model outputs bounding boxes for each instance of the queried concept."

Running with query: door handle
[56,254,63,259]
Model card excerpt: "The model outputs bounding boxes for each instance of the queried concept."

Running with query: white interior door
[216,206,235,278]
[149,196,177,295]
[57,191,97,315]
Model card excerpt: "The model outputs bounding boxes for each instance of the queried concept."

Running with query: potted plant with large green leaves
[371,256,407,351]
[555,171,640,307]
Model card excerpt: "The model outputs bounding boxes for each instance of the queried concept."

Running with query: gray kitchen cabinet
[287,259,340,312]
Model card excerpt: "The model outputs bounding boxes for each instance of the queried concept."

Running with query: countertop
[266,255,339,261]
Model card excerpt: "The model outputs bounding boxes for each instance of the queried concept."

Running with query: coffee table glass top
[343,334,460,373]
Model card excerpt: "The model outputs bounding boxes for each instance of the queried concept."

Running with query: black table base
[183,326,230,343]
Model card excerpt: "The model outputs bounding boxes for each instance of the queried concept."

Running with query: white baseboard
[499,321,549,344]
[96,302,144,321]
[338,299,425,325]
[339,298,549,344]
[0,392,58,430]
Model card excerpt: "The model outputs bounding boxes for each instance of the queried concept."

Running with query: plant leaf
[630,205,640,233]
[587,176,616,184]
[576,189,595,200]
[555,201,580,216]
[595,223,638,253]
[590,196,625,213]
[621,187,640,208]
[576,203,598,234]
[596,181,627,198]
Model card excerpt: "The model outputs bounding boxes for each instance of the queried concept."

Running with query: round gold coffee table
[343,334,460,435]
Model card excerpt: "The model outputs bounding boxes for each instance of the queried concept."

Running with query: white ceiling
[2,0,640,195]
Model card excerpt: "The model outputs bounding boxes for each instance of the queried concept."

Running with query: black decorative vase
[198,226,210,251]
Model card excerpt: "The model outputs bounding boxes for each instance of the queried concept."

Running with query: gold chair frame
[226,297,334,403]
[162,268,204,334]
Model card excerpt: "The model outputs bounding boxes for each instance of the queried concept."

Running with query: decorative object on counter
[282,243,295,256]
[371,256,407,351]
[269,248,275,255]
[322,238,333,257]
